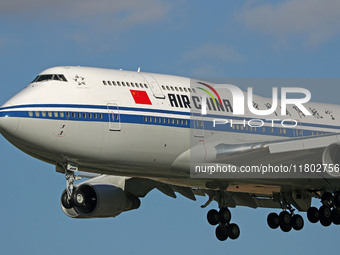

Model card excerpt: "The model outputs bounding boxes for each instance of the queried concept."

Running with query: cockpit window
[31,74,67,83]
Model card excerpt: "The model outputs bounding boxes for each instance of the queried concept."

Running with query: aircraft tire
[291,214,304,231]
[331,208,340,225]
[61,191,73,209]
[207,209,219,226]
[279,222,292,232]
[227,223,240,240]
[279,211,291,225]
[320,217,332,227]
[279,211,292,232]
[307,207,319,223]
[319,206,331,220]
[267,212,279,229]
[218,208,231,224]
[215,225,228,241]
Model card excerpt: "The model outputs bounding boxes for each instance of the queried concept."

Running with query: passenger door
[107,103,121,131]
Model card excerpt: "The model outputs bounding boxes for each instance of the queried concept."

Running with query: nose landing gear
[60,162,81,209]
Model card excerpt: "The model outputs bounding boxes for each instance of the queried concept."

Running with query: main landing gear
[267,211,304,232]
[204,192,240,241]
[267,195,304,232]
[307,191,340,226]
[207,208,240,241]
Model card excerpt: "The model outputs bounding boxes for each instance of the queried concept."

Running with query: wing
[171,132,340,180]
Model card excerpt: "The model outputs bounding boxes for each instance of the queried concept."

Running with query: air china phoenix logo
[196,82,223,108]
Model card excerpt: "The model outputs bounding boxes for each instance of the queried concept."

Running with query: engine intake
[61,183,140,219]
[322,142,340,177]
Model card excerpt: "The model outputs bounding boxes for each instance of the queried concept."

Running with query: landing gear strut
[204,192,240,241]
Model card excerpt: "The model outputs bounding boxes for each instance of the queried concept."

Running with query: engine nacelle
[61,183,140,219]
[322,142,340,177]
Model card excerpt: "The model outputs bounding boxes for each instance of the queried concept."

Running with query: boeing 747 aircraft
[0,66,340,241]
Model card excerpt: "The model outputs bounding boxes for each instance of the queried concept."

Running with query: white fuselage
[0,66,340,190]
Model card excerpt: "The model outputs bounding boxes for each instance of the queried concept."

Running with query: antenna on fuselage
[137,67,141,72]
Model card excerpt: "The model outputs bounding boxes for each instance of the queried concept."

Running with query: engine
[61,182,141,219]
[322,142,340,177]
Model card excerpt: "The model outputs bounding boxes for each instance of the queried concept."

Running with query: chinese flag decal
[130,90,152,105]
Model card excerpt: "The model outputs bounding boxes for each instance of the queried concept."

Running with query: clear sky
[0,1,340,254]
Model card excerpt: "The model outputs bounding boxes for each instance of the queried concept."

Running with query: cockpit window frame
[31,74,68,83]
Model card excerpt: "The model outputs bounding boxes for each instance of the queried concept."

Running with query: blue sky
[1,0,340,254]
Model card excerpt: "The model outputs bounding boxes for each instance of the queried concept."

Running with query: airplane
[0,66,340,242]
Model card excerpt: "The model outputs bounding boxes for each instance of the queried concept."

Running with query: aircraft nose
[0,112,20,137]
